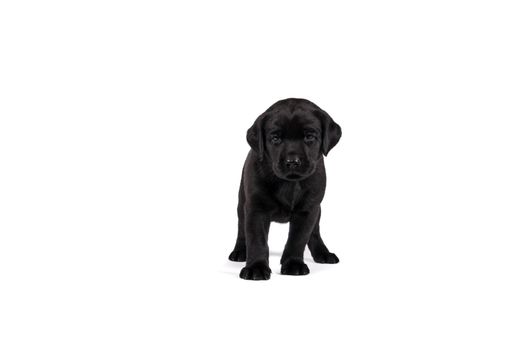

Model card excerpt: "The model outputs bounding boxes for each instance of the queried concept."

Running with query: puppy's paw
[281,260,310,276]
[313,252,339,264]
[228,250,246,262]
[239,263,271,280]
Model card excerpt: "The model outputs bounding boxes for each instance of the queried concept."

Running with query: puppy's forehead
[264,110,321,131]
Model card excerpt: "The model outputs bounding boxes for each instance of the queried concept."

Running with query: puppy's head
[247,98,341,181]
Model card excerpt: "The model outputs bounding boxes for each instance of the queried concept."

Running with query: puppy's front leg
[239,210,271,280]
[281,207,320,275]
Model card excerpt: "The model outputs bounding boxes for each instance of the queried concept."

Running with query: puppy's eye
[304,134,316,142]
[270,135,282,144]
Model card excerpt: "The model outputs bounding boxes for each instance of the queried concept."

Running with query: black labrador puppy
[228,98,342,280]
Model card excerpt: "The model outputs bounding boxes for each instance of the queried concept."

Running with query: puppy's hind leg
[307,209,339,264]
[228,213,246,262]
[229,180,246,262]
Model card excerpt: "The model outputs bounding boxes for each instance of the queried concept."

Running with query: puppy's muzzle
[285,156,301,169]
[276,155,313,181]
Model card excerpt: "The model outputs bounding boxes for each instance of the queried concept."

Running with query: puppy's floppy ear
[246,114,266,162]
[314,109,342,156]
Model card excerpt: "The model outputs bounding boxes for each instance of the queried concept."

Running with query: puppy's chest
[274,182,303,213]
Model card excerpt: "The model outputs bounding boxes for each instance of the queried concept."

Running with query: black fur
[229,98,342,280]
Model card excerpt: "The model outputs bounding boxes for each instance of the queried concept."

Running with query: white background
[1,1,524,349]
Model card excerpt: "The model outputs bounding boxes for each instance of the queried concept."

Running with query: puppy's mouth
[273,162,315,181]
[285,174,303,180]
[274,167,314,181]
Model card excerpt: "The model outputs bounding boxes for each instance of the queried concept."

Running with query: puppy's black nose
[285,157,301,169]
